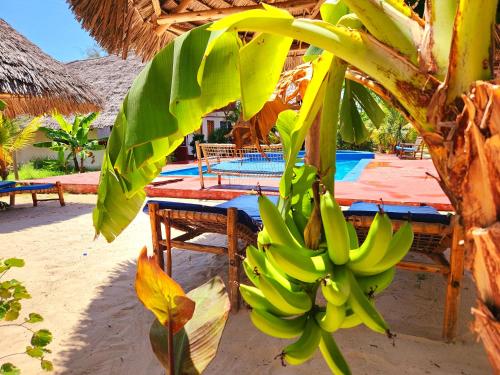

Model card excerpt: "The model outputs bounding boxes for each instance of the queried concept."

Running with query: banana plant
[0,106,41,181]
[93,0,500,370]
[34,112,104,173]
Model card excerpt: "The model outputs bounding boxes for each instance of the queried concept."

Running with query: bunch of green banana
[240,180,414,374]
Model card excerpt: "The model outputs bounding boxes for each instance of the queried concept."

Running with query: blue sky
[1,0,105,62]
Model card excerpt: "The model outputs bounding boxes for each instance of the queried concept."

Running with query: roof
[67,0,319,61]
[0,18,102,118]
[64,54,145,129]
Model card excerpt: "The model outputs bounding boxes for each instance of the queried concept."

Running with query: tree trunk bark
[73,154,79,172]
[426,81,500,370]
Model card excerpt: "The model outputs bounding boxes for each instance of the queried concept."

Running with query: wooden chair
[0,181,65,207]
[345,203,464,341]
[395,136,425,159]
[147,200,259,312]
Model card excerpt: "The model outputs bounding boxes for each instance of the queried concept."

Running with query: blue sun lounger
[0,181,65,207]
[145,195,277,311]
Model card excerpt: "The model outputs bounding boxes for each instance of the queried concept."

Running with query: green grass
[7,163,66,180]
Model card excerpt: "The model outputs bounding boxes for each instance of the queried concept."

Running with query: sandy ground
[0,194,490,375]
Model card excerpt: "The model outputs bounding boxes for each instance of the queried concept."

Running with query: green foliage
[189,133,205,156]
[0,259,53,373]
[207,124,231,143]
[6,162,64,181]
[369,107,417,153]
[33,112,104,173]
[0,114,41,180]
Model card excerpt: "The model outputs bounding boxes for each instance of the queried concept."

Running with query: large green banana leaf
[94,23,291,241]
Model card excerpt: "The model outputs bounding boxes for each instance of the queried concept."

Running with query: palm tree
[0,103,40,180]
[34,112,105,173]
[91,1,499,368]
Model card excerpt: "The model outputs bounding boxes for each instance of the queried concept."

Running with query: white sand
[0,194,490,374]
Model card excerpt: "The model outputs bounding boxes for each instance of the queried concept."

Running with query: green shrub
[189,133,205,156]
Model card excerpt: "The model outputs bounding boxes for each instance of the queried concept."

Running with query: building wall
[16,129,104,170]
[185,111,229,156]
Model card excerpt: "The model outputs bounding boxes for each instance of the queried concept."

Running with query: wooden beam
[154,0,197,35]
[156,0,317,25]
[151,0,162,16]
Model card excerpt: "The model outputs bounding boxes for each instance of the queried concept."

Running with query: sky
[1,0,105,62]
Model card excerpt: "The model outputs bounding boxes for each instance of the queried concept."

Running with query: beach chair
[395,136,425,159]
[146,195,271,312]
[344,202,464,341]
[0,181,65,207]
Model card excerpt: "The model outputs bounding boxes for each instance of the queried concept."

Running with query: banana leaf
[149,276,230,374]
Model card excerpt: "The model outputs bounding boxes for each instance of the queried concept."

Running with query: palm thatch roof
[67,0,320,61]
[0,18,103,118]
[65,55,145,129]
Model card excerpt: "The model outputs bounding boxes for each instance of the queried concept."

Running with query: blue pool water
[161,150,374,182]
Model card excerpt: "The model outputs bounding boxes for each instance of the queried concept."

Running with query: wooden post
[195,141,205,189]
[56,181,65,206]
[227,207,240,312]
[163,210,173,276]
[9,192,15,206]
[31,193,37,207]
[148,203,165,271]
[443,218,465,341]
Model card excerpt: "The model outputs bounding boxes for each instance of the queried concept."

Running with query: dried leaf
[135,247,195,333]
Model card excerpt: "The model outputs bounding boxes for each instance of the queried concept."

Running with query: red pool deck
[23,155,453,211]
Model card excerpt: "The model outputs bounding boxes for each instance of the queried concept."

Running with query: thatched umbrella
[0,18,103,118]
[67,0,318,61]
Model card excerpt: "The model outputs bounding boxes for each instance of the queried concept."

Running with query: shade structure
[0,18,103,118]
[67,0,319,61]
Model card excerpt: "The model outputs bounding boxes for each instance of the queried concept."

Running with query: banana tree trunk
[425,81,500,370]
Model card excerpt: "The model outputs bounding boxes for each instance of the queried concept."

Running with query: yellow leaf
[135,247,195,333]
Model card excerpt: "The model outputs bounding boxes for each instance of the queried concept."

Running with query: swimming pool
[160,151,374,182]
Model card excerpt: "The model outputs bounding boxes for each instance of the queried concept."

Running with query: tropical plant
[135,247,230,375]
[92,0,500,371]
[189,133,205,155]
[207,124,231,143]
[0,104,40,180]
[369,107,417,153]
[0,258,53,373]
[33,112,104,173]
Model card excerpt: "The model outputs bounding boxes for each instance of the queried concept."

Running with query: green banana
[356,267,396,296]
[320,191,350,265]
[349,212,393,271]
[321,267,350,306]
[353,221,414,276]
[346,221,359,249]
[258,194,301,247]
[340,309,362,329]
[319,330,352,375]
[257,228,271,250]
[239,284,291,317]
[265,243,331,283]
[257,271,312,315]
[250,308,307,339]
[242,258,260,287]
[283,317,321,365]
[347,270,390,335]
[285,211,306,246]
[315,303,346,333]
[246,245,298,291]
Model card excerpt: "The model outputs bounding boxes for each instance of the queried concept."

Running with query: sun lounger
[0,181,65,207]
[145,195,276,311]
[395,136,425,159]
[344,201,463,341]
